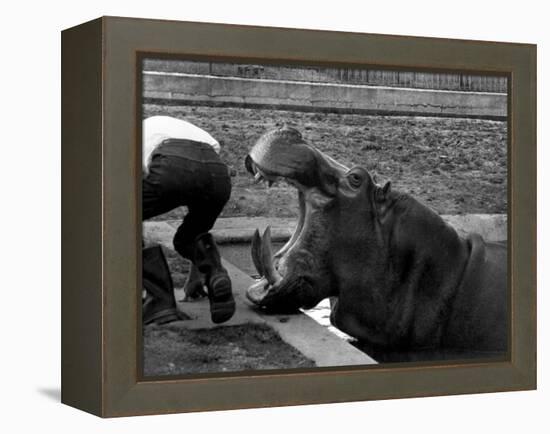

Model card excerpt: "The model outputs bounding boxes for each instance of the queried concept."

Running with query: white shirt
[142,116,220,172]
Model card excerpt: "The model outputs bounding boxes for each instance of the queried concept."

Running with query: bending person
[142,115,235,324]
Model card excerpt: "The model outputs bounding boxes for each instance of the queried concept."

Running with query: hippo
[244,127,507,360]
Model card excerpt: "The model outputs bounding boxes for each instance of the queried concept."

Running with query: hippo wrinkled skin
[245,127,507,358]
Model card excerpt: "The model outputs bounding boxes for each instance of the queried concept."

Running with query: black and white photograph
[140,58,509,377]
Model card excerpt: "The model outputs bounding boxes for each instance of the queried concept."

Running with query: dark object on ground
[245,127,507,354]
[143,323,315,376]
[142,245,186,324]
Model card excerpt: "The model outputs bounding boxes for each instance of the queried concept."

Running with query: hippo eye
[347,172,363,189]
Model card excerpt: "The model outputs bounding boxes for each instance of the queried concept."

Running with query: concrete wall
[143,71,507,119]
[143,59,508,93]
[202,214,507,244]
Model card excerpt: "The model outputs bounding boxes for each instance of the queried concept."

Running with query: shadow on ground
[37,388,61,402]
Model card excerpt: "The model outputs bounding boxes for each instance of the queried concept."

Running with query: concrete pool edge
[155,214,508,245]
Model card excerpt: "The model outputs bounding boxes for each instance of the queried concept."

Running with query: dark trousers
[143,140,232,260]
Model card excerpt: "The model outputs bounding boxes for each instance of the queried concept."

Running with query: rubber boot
[142,245,182,325]
[194,233,235,323]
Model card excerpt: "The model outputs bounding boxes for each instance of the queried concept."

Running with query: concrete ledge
[443,214,507,243]
[150,214,507,245]
[143,71,507,119]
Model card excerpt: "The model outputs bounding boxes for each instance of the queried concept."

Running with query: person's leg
[172,160,235,323]
[172,158,232,257]
[194,231,235,323]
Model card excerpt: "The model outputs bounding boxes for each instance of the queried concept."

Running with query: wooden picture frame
[61,16,536,417]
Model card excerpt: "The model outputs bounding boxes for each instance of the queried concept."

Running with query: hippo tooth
[251,228,264,277]
[254,172,262,183]
[261,226,282,285]
[246,277,269,305]
[275,190,305,259]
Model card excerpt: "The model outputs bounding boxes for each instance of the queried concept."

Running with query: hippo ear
[376,181,391,202]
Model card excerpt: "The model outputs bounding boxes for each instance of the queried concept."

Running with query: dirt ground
[144,103,507,221]
[143,323,315,376]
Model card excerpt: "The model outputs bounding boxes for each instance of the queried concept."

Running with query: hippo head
[244,127,392,313]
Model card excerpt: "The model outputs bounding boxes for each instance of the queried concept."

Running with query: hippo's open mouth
[244,127,348,311]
